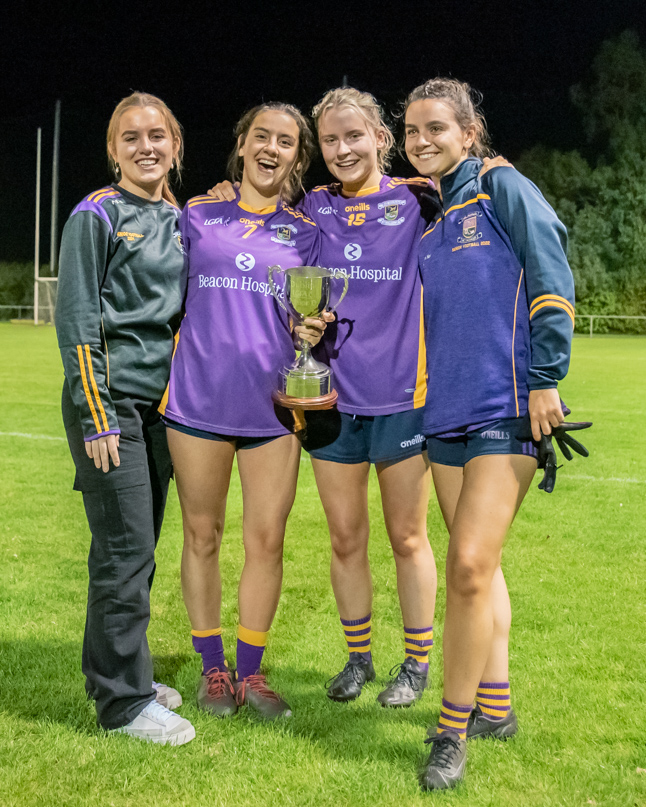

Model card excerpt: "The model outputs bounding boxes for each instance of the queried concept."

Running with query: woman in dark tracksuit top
[55,92,194,746]
[403,78,575,790]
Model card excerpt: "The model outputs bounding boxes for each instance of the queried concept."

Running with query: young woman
[403,78,575,790]
[302,89,438,707]
[161,103,327,720]
[56,92,195,745]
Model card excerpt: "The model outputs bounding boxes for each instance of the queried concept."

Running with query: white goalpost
[34,101,60,326]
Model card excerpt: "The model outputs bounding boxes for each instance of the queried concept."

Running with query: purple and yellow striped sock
[437,698,472,739]
[476,681,511,721]
[404,625,433,670]
[341,613,372,661]
[236,625,269,681]
[191,628,225,674]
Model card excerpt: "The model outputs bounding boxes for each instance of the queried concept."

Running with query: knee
[245,529,284,565]
[389,530,429,562]
[330,526,369,563]
[183,517,223,560]
[446,548,493,600]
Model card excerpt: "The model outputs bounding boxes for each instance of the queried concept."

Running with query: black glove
[537,421,592,493]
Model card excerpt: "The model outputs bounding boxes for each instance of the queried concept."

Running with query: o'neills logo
[400,434,425,448]
[344,202,370,212]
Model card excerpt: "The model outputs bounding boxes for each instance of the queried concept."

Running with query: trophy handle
[326,273,349,315]
[267,265,289,312]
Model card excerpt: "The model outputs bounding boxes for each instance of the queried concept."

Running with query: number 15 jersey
[301,176,438,416]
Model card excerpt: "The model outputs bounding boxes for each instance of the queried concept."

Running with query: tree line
[2,32,645,331]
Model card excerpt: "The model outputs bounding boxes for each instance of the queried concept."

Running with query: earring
[114,162,121,176]
[171,160,175,170]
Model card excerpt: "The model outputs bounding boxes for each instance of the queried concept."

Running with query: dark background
[2,0,644,263]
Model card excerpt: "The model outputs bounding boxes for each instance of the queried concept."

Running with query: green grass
[1,322,645,806]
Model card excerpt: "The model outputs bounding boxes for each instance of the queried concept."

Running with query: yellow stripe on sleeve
[530,294,575,319]
[84,344,109,432]
[529,300,575,326]
[76,345,102,433]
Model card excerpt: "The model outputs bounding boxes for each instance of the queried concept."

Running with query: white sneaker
[152,680,182,710]
[113,700,195,746]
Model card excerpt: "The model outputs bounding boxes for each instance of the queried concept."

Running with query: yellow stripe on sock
[438,725,467,740]
[478,696,510,707]
[237,625,269,647]
[442,706,472,720]
[480,705,509,718]
[439,716,468,730]
[405,630,433,641]
[191,627,223,637]
[349,643,371,653]
[344,619,371,632]
[477,687,510,696]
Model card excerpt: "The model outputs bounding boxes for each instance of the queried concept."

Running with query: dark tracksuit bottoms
[62,381,172,730]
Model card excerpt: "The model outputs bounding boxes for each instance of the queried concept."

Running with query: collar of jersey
[237,200,277,214]
[341,182,382,199]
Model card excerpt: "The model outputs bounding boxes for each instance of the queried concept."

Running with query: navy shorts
[426,417,538,468]
[163,418,279,450]
[307,409,427,465]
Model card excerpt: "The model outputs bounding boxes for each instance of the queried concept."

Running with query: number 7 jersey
[301,176,438,416]
[161,194,319,436]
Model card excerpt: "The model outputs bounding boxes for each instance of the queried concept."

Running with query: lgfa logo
[344,243,362,261]
[235,252,255,271]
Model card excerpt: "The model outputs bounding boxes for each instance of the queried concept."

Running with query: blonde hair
[106,92,184,207]
[312,87,396,173]
[226,102,315,205]
[404,78,493,159]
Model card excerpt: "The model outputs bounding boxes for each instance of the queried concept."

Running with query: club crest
[270,222,297,247]
[377,199,406,226]
[457,210,482,243]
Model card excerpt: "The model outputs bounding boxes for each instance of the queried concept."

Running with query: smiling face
[404,98,475,186]
[318,105,385,195]
[238,110,300,204]
[109,106,179,201]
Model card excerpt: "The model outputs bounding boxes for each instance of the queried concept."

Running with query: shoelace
[386,662,421,692]
[325,659,365,690]
[140,698,175,722]
[423,733,462,767]
[236,674,280,705]
[205,669,235,698]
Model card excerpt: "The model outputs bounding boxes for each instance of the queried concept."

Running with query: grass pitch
[1,322,645,807]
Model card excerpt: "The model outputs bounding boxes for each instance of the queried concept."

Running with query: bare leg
[438,455,536,706]
[167,429,235,630]
[236,435,301,631]
[311,459,372,620]
[376,452,436,630]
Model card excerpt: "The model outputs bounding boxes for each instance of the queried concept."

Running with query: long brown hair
[226,102,315,204]
[106,92,184,207]
[404,78,493,159]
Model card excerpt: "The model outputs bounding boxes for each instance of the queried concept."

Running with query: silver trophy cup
[268,265,348,409]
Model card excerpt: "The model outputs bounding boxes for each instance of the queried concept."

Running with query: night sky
[2,0,644,263]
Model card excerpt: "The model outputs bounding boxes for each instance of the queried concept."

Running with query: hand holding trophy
[268,265,348,413]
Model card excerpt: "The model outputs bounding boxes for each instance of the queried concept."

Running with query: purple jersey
[302,176,435,416]
[161,194,319,436]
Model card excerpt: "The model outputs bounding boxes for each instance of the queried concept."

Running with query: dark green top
[55,184,185,440]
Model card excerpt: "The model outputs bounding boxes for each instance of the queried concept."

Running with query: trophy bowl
[268,265,348,410]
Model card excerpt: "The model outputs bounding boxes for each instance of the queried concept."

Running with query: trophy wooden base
[272,390,338,435]
[272,389,338,411]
